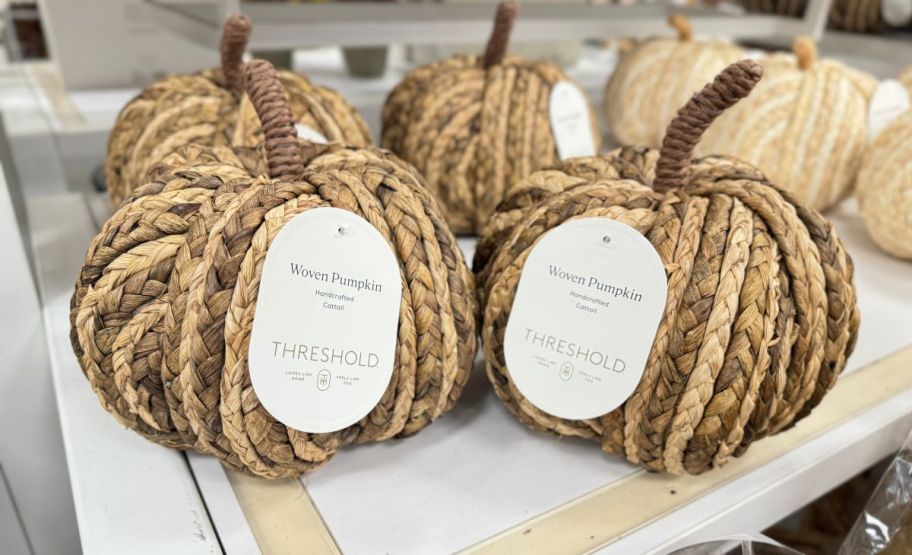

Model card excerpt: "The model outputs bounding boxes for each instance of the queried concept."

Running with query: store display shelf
[29,188,912,554]
[135,0,832,49]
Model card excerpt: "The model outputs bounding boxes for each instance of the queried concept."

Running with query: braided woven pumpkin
[105,13,371,206]
[857,109,912,260]
[742,0,898,33]
[475,60,859,475]
[603,15,744,148]
[695,38,868,212]
[381,1,600,235]
[72,60,476,478]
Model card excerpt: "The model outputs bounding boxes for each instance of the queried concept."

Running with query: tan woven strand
[220,13,252,92]
[476,60,858,475]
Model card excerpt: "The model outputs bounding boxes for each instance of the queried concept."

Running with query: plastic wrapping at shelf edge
[669,534,800,554]
[840,425,912,554]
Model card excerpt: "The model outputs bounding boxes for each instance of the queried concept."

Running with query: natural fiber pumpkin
[381,0,600,235]
[72,60,476,478]
[105,13,371,206]
[742,0,895,33]
[603,15,744,148]
[475,60,859,475]
[695,38,868,212]
[857,109,912,260]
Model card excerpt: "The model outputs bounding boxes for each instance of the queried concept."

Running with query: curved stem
[668,14,693,41]
[483,1,517,69]
[221,13,252,92]
[243,60,304,181]
[653,59,764,193]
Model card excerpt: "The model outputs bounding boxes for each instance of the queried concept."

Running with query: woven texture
[900,66,912,95]
[105,14,371,206]
[475,60,859,475]
[695,39,868,212]
[603,16,745,148]
[72,60,477,478]
[381,1,600,235]
[742,0,899,33]
[857,109,912,260]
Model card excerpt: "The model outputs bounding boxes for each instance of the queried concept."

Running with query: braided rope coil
[475,61,859,475]
[105,15,371,206]
[857,110,912,260]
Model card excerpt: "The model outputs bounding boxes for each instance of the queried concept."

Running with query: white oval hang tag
[295,123,329,144]
[869,79,911,142]
[882,0,912,27]
[549,81,597,160]
[248,207,402,433]
[504,218,667,420]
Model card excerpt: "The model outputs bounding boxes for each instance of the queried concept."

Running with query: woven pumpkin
[603,15,744,148]
[381,1,600,235]
[475,60,859,475]
[695,38,868,212]
[857,109,912,260]
[105,13,371,206]
[742,0,897,33]
[72,60,476,478]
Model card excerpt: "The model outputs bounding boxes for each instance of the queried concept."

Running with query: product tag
[869,79,910,141]
[248,207,401,433]
[882,0,912,26]
[549,81,597,160]
[504,217,667,420]
[295,123,329,144]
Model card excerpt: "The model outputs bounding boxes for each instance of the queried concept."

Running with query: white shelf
[29,189,912,554]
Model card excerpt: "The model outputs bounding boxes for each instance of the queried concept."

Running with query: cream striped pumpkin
[603,15,744,148]
[696,38,868,211]
[857,109,912,260]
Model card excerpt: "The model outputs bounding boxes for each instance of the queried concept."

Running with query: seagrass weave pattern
[603,15,744,148]
[381,0,600,235]
[475,60,859,475]
[742,0,900,33]
[72,60,476,478]
[105,13,371,206]
[857,109,912,260]
[695,38,868,212]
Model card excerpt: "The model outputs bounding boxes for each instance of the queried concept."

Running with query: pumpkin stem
[483,1,517,69]
[243,60,304,181]
[653,59,763,193]
[221,13,252,92]
[668,14,693,41]
[793,36,817,70]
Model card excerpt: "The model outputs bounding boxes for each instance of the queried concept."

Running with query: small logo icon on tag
[559,362,574,381]
[317,369,332,391]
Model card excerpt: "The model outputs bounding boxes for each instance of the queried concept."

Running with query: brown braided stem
[221,13,252,92]
[653,59,763,193]
[243,59,304,181]
[483,0,517,69]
